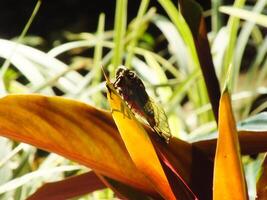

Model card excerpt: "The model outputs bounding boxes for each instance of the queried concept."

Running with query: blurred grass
[0,0,267,199]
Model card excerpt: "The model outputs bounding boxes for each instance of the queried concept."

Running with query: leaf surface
[0,94,155,194]
[192,130,267,158]
[213,90,248,200]
[106,82,175,200]
[179,0,221,122]
[256,154,267,199]
[28,171,105,200]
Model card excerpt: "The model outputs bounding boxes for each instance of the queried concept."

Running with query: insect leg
[111,101,132,119]
[152,126,170,143]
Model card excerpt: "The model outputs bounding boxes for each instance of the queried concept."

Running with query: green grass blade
[0,166,83,194]
[158,0,199,73]
[220,5,267,28]
[220,0,246,91]
[211,0,223,33]
[232,0,267,89]
[167,69,201,114]
[93,13,105,81]
[111,0,127,76]
[91,13,105,105]
[152,15,188,74]
[241,38,267,118]
[133,47,182,79]
[0,0,42,94]
[125,0,150,67]
[158,0,216,121]
[143,52,172,103]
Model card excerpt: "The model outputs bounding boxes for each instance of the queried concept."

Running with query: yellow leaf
[106,82,176,200]
[213,90,248,200]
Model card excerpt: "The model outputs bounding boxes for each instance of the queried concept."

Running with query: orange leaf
[106,82,176,200]
[0,94,155,194]
[213,90,248,200]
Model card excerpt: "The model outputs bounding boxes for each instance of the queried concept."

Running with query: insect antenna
[100,65,111,83]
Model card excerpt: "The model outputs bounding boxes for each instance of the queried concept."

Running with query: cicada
[113,66,172,143]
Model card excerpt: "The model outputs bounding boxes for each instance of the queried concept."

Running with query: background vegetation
[0,0,267,199]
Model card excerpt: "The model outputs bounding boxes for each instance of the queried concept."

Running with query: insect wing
[146,99,172,142]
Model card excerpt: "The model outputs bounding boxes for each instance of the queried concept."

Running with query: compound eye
[115,68,124,77]
[128,71,135,77]
[116,66,127,77]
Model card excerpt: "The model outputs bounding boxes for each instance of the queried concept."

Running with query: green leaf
[111,0,127,75]
[220,6,267,28]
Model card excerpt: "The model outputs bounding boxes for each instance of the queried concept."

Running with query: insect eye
[128,71,135,77]
[116,69,123,77]
[116,66,127,77]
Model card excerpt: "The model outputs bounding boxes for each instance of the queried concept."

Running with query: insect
[113,66,172,143]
